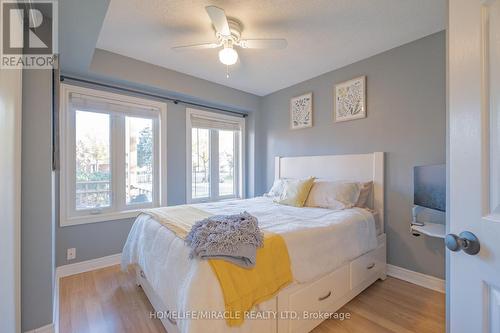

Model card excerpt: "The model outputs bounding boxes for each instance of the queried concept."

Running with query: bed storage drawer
[289,264,349,314]
[278,264,349,333]
[349,243,386,289]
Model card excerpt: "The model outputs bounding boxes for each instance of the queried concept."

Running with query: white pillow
[264,178,287,198]
[355,181,373,208]
[304,180,361,210]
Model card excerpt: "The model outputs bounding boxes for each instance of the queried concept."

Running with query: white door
[0,67,22,333]
[449,0,500,332]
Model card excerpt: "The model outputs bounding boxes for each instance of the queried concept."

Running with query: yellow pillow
[274,177,315,207]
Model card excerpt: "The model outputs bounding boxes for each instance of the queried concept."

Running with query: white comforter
[122,197,377,333]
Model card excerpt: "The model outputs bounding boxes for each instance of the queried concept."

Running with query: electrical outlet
[67,248,76,261]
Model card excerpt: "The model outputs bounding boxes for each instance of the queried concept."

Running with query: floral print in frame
[334,76,366,122]
[290,92,313,129]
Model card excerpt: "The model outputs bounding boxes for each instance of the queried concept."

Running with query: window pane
[192,128,210,199]
[219,130,235,196]
[126,117,154,205]
[75,111,111,210]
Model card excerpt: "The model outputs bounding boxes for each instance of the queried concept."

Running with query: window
[126,116,154,205]
[60,84,167,226]
[75,111,111,210]
[191,127,210,199]
[187,108,245,202]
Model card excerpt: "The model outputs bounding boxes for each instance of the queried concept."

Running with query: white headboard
[275,152,385,233]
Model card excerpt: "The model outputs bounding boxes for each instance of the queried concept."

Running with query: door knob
[445,231,480,255]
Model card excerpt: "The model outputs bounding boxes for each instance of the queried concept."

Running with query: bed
[122,152,386,333]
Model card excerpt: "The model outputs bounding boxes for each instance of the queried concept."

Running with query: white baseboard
[53,253,122,333]
[24,323,54,333]
[55,253,122,279]
[387,264,445,293]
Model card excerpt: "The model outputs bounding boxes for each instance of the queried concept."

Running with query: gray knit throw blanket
[185,211,264,268]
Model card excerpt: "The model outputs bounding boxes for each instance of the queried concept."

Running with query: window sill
[60,209,144,227]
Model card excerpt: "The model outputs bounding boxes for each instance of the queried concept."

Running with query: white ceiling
[96,0,446,96]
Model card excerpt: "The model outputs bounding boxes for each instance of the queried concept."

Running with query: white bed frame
[137,152,386,333]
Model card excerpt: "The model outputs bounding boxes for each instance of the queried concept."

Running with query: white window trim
[186,108,246,203]
[59,84,167,226]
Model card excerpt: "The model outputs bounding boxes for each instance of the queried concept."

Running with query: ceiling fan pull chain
[226,65,230,78]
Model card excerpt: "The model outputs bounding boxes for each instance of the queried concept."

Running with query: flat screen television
[414,164,446,212]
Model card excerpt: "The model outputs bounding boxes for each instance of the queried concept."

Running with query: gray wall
[259,32,446,278]
[56,51,261,266]
[21,69,55,331]
[90,49,259,113]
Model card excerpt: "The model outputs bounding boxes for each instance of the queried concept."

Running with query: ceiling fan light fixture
[218,47,238,65]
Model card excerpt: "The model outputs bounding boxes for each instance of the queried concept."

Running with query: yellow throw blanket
[141,205,293,327]
[209,233,293,326]
[142,205,213,239]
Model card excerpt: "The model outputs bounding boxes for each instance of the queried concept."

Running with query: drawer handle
[140,270,146,279]
[165,310,177,326]
[318,291,332,301]
[366,263,376,270]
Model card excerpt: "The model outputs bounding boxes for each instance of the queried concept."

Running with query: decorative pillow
[355,181,373,208]
[264,178,287,198]
[274,177,315,207]
[305,180,361,210]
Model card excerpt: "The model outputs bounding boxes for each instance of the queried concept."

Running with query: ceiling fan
[172,6,287,69]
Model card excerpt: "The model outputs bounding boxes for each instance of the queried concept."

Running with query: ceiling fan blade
[205,6,231,36]
[172,42,220,51]
[239,39,288,49]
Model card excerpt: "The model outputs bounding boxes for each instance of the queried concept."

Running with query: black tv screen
[414,164,446,212]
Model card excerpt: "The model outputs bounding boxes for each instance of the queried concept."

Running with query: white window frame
[186,108,245,203]
[59,84,167,226]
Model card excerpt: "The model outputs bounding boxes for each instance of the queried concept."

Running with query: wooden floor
[59,265,445,333]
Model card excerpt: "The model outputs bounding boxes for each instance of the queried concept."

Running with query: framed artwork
[290,92,313,129]
[334,76,366,122]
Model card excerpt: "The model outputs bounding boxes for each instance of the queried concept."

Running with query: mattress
[121,196,378,333]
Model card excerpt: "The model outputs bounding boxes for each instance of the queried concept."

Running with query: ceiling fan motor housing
[215,18,242,45]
